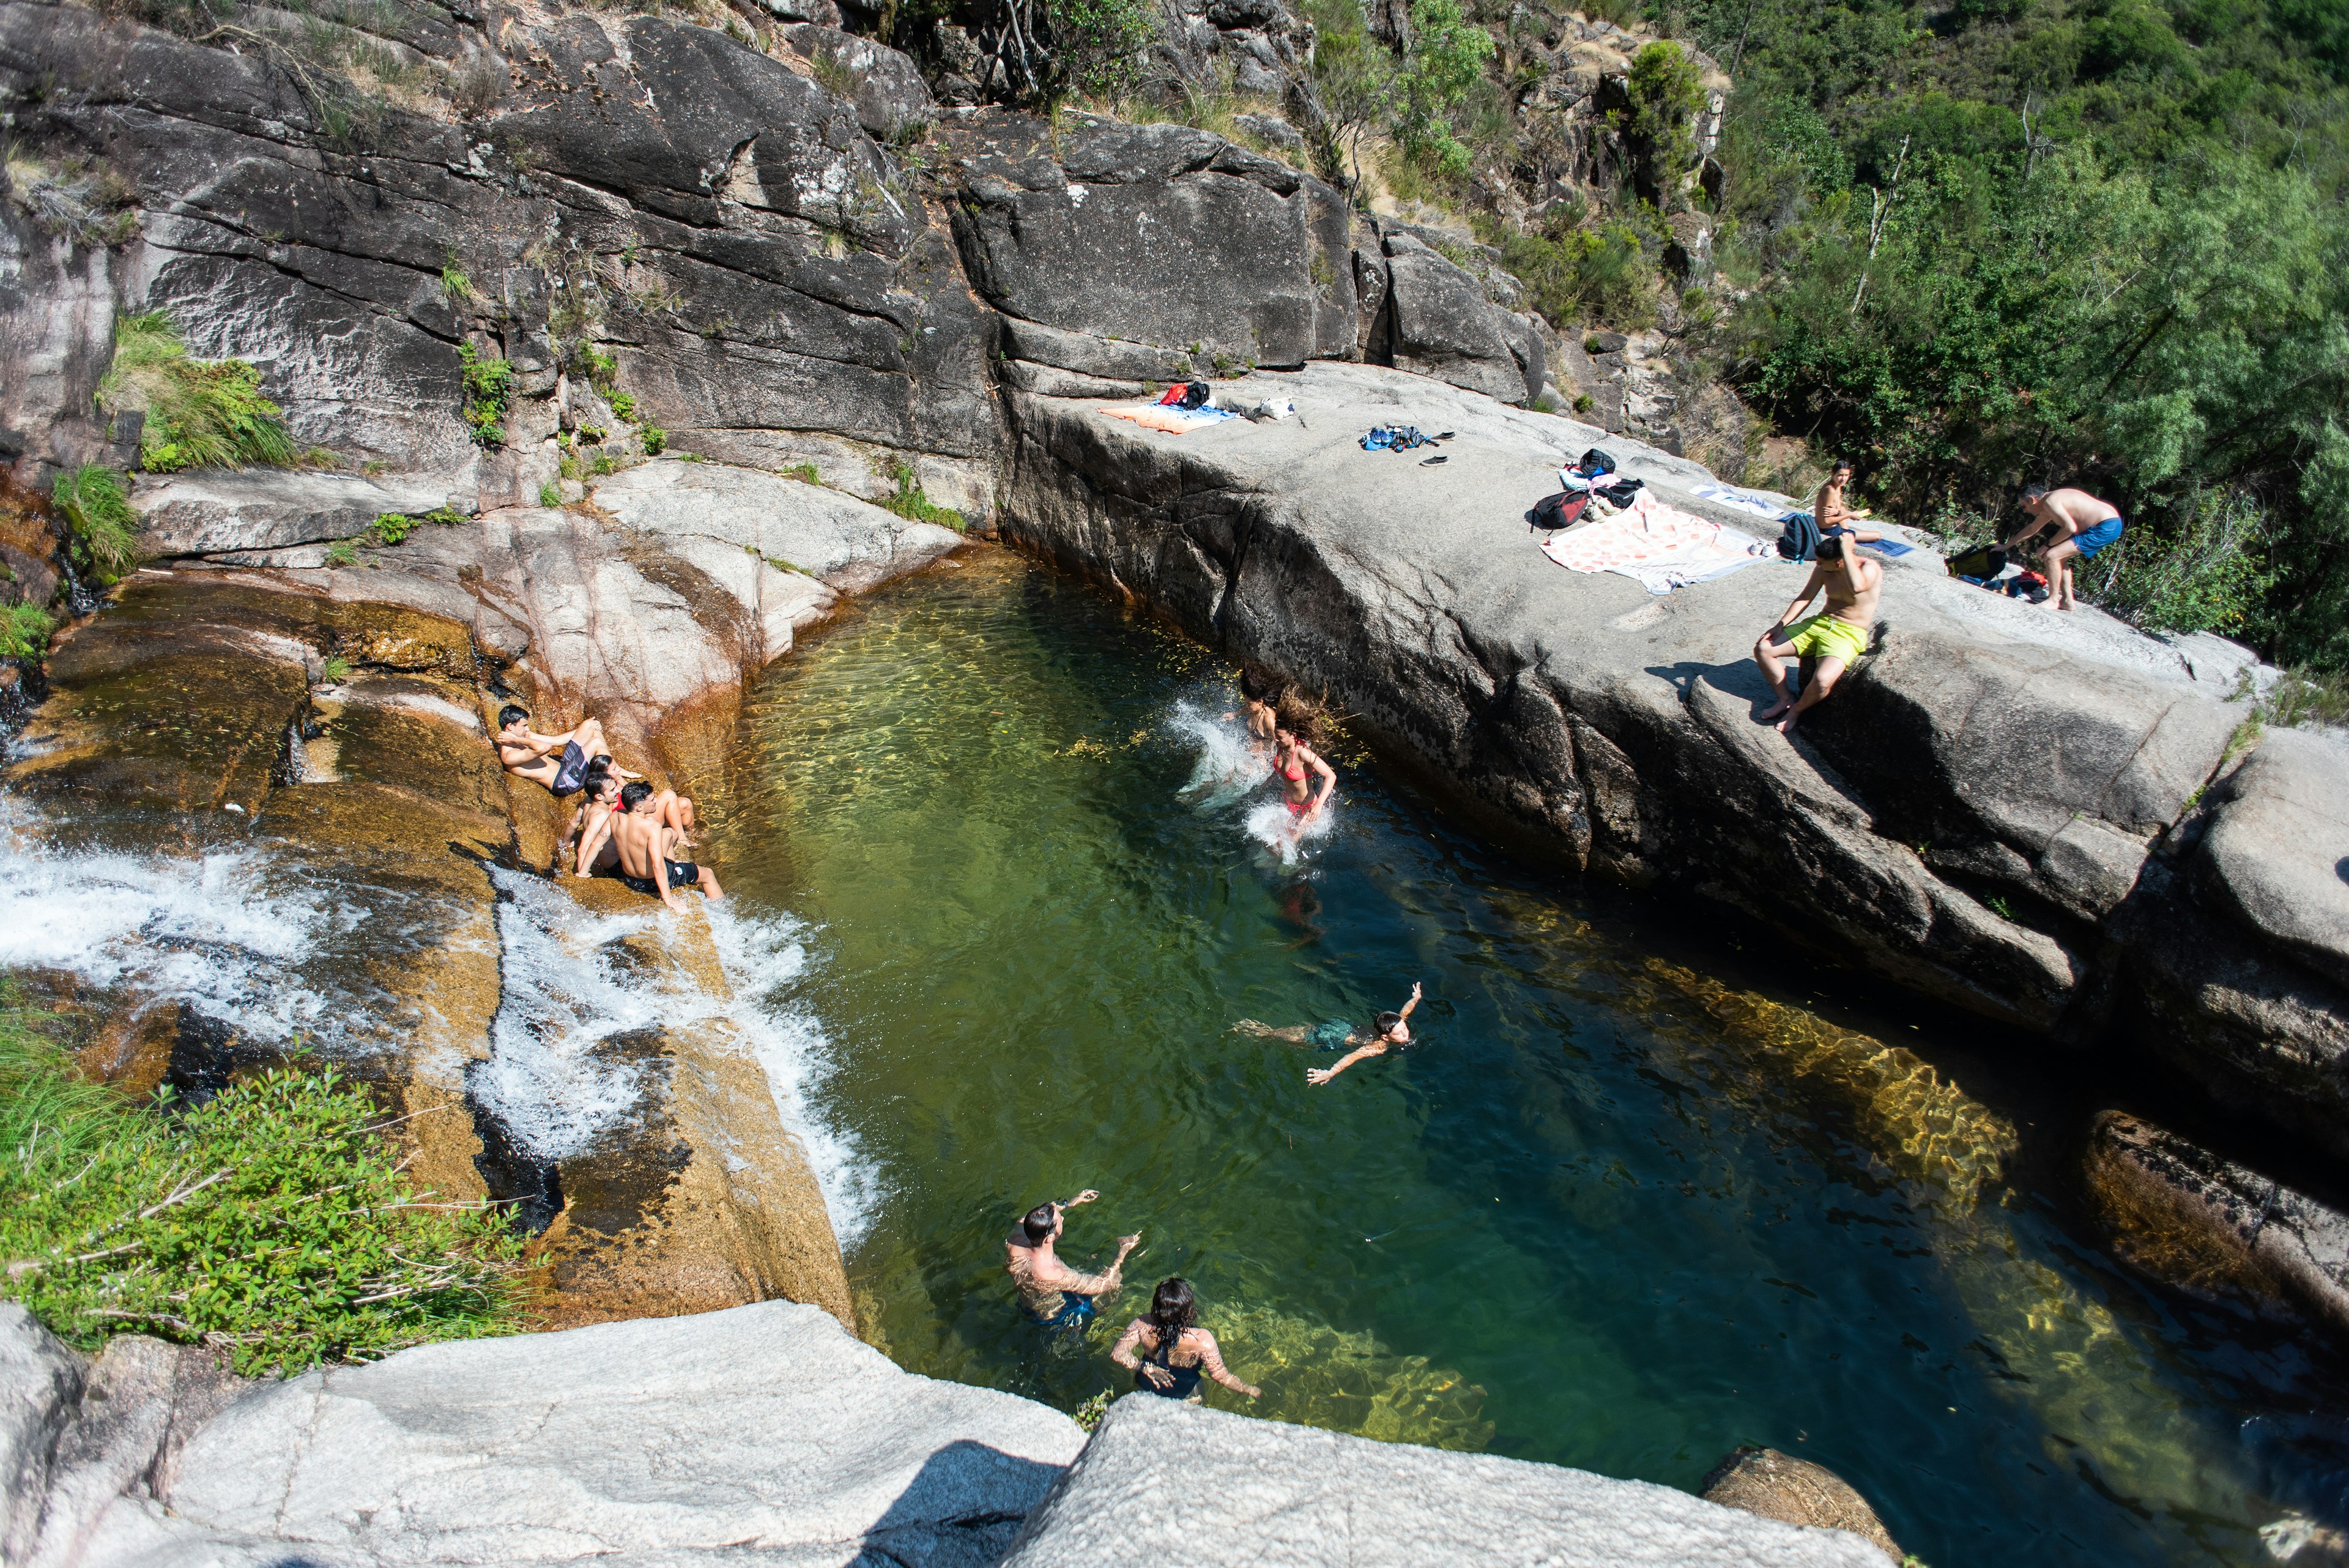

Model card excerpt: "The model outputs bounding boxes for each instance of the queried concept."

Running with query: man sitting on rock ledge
[1753,531,1883,735]
[495,704,637,797]
[610,780,723,910]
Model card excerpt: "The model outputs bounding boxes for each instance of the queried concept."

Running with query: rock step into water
[2,1301,1888,1568]
[1000,1393,1890,1567]
[1701,1447,1905,1565]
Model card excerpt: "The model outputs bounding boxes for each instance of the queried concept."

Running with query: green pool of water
[705,549,2345,1566]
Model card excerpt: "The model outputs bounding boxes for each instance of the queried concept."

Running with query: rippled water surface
[703,550,2345,1567]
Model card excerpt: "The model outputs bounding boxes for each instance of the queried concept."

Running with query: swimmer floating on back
[1231,981,1422,1086]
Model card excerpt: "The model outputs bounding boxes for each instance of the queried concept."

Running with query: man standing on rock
[1753,532,1882,735]
[2003,483,2124,613]
[610,780,723,910]
[1005,1191,1139,1331]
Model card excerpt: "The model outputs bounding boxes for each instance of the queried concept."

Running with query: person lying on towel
[1753,530,1882,735]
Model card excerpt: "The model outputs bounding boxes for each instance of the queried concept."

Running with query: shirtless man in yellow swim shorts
[1753,530,1882,735]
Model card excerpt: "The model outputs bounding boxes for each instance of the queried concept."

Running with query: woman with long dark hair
[1110,1279,1260,1402]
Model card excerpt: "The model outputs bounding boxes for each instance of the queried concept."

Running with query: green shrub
[1504,223,1658,331]
[458,344,513,448]
[51,463,139,582]
[539,481,562,508]
[325,538,358,567]
[1625,43,1704,200]
[2,603,54,661]
[640,426,667,456]
[605,390,637,423]
[782,462,822,484]
[2074,488,2273,635]
[440,267,477,303]
[368,507,466,547]
[98,311,295,473]
[1044,0,1159,100]
[878,461,965,532]
[1573,392,1596,414]
[321,654,352,683]
[0,998,524,1376]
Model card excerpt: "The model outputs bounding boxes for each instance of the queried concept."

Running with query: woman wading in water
[1271,726,1336,827]
[1111,1279,1259,1402]
[1222,668,1280,752]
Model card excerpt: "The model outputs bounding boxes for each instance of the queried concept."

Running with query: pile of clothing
[1360,425,1445,452]
[1527,448,1646,531]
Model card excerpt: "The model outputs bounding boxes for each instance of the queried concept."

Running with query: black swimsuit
[620,858,699,897]
[1136,1332,1205,1399]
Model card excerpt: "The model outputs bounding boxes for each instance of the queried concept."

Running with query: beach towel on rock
[1098,403,1241,434]
[1540,491,1770,595]
[1690,481,1804,521]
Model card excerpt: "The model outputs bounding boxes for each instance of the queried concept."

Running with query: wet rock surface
[1701,1448,1904,1564]
[2085,1110,2349,1330]
[1001,1393,1888,1567]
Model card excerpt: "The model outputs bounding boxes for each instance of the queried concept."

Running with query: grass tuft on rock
[2,603,54,661]
[0,993,526,1377]
[99,311,296,473]
[878,461,964,532]
[51,463,139,582]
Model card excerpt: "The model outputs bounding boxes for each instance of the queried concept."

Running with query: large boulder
[2195,727,2349,989]
[943,111,1356,369]
[132,469,478,557]
[1001,1394,1889,1566]
[13,1301,1083,1568]
[993,361,2343,1143]
[1700,1448,1903,1565]
[785,24,935,143]
[1372,231,1546,404]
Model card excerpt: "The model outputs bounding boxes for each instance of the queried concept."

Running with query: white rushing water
[0,803,345,1044]
[1169,697,1337,864]
[477,866,875,1246]
[0,795,871,1247]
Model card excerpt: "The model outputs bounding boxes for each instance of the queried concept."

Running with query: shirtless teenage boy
[1004,1190,1140,1330]
[495,704,636,796]
[2003,485,2124,612]
[566,769,623,876]
[1754,532,1883,734]
[609,780,722,910]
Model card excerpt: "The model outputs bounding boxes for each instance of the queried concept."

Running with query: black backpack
[1576,447,1619,477]
[1529,490,1590,531]
[1945,543,2008,581]
[1598,476,1645,507]
[1177,380,1210,410]
[1776,512,1822,563]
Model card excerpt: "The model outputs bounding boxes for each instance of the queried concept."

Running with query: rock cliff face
[0,1301,1892,1568]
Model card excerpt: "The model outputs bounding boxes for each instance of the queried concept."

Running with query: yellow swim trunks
[1785,614,1870,664]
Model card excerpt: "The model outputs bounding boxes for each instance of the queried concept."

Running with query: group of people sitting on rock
[1750,469,2124,735]
[494,704,723,910]
[1004,1192,1262,1403]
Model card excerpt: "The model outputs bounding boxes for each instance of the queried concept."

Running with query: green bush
[1390,0,1494,177]
[2,603,54,661]
[458,344,513,448]
[2074,488,2273,635]
[1625,43,1705,202]
[1045,0,1158,101]
[640,426,667,456]
[539,481,562,508]
[879,461,965,532]
[51,463,139,582]
[98,312,295,473]
[1503,222,1658,330]
[0,998,524,1376]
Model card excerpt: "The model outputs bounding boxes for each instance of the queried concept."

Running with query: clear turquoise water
[706,549,2348,1566]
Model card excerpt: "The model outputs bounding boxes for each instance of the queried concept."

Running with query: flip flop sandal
[1419,455,1447,466]
[1433,431,1456,440]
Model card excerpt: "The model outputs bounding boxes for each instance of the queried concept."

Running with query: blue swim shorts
[1033,1295,1096,1331]
[2071,516,2124,559]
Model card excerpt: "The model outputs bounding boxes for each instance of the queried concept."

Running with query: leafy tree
[1625,42,1705,204]
[1389,0,1493,177]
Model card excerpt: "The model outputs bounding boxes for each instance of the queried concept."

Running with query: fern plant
[97,311,295,472]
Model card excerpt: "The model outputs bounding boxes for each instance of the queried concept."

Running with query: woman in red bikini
[1271,726,1335,825]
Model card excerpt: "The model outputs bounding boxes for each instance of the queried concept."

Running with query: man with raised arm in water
[609,780,723,910]
[1231,981,1424,1086]
[1004,1190,1140,1331]
[2003,483,2124,613]
[1753,530,1883,735]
